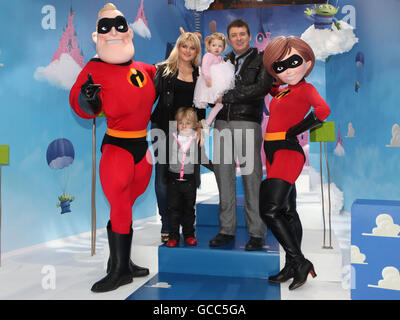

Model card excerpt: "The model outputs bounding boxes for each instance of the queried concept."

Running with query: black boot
[259,179,314,288]
[289,257,317,290]
[269,186,303,283]
[91,222,133,293]
[106,222,149,277]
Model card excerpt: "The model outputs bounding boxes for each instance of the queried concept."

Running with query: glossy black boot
[259,179,308,283]
[91,223,133,293]
[289,257,317,290]
[269,186,303,283]
[106,222,149,277]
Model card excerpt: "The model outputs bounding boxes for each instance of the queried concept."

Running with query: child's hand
[206,78,212,88]
[214,95,223,104]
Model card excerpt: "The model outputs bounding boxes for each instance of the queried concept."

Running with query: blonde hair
[96,3,121,30]
[263,36,315,85]
[156,32,202,77]
[205,32,228,52]
[98,3,118,17]
[175,107,199,129]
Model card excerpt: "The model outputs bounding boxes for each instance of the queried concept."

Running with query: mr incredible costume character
[69,3,156,293]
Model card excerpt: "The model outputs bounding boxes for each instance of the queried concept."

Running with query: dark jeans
[167,176,197,241]
[151,122,169,234]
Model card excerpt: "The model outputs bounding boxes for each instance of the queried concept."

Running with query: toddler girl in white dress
[193,32,235,133]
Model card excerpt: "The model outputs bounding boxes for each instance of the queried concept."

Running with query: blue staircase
[127,176,281,300]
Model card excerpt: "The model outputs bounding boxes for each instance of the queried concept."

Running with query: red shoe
[185,237,197,246]
[166,239,178,247]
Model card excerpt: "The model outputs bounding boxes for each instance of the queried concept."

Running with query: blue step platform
[158,225,279,278]
[127,183,281,300]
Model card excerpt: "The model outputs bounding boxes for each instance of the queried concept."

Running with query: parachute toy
[46,138,75,214]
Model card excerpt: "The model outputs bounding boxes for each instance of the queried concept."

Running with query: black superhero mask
[97,15,129,34]
[273,54,304,74]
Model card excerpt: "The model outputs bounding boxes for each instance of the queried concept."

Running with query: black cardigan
[150,64,205,134]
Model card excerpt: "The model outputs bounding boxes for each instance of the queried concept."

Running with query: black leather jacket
[151,64,204,134]
[217,47,274,123]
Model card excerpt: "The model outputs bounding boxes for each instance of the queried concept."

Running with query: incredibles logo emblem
[276,88,291,99]
[127,68,147,88]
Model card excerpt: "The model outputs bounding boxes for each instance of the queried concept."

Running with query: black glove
[78,74,102,115]
[286,111,323,142]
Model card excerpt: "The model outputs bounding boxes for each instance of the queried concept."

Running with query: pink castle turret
[135,0,148,26]
[336,127,343,147]
[52,7,84,68]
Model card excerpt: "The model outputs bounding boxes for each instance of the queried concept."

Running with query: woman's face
[274,48,311,86]
[178,41,197,64]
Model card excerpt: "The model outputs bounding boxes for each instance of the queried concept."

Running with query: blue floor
[126,272,280,300]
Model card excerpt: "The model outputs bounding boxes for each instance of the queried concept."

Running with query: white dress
[193,53,235,109]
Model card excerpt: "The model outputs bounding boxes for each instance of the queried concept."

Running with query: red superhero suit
[264,80,330,183]
[70,58,156,234]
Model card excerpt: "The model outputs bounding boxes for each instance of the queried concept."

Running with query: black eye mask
[273,54,304,74]
[97,15,129,34]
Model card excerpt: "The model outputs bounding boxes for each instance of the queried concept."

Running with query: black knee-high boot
[106,222,149,277]
[259,179,316,290]
[91,222,133,293]
[268,185,303,283]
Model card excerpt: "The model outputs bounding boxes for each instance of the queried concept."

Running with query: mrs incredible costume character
[69,3,156,293]
[260,36,330,290]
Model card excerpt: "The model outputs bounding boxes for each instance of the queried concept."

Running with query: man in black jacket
[209,19,274,250]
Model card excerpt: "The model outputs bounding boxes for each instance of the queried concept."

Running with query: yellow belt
[106,128,147,139]
[264,131,286,141]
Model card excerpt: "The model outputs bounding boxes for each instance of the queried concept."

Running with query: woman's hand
[196,126,205,147]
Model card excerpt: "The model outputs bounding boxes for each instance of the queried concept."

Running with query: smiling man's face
[92,9,134,64]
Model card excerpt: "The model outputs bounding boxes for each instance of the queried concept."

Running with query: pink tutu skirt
[193,60,235,109]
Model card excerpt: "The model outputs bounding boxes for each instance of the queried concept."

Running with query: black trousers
[167,175,197,241]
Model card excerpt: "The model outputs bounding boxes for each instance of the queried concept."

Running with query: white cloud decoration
[351,245,367,264]
[185,0,214,11]
[345,122,355,138]
[368,266,400,291]
[33,53,82,90]
[301,20,358,61]
[130,20,151,39]
[386,123,400,147]
[362,213,400,238]
[146,282,171,288]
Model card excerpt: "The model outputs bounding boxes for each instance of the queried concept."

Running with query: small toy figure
[304,1,341,30]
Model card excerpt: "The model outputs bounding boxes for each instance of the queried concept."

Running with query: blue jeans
[151,123,169,234]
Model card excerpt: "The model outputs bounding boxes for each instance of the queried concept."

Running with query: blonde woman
[150,32,204,243]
